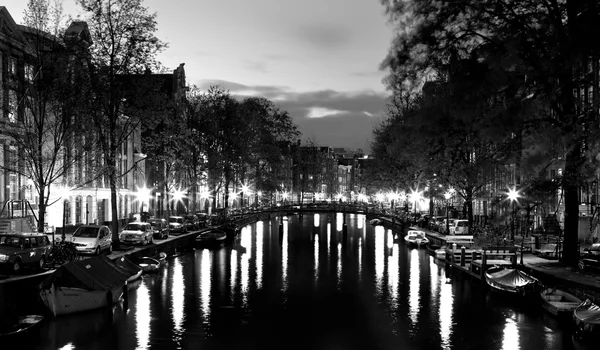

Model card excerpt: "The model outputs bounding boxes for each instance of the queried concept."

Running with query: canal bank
[396,220,600,305]
[0,212,268,316]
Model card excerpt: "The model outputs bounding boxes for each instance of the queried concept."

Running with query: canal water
[21,213,590,349]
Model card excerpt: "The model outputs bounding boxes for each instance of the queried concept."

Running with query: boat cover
[575,299,600,325]
[113,255,142,278]
[487,268,536,288]
[40,255,129,291]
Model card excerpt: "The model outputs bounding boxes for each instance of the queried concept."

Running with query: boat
[113,255,143,282]
[196,229,227,246]
[39,255,130,317]
[138,257,161,273]
[222,223,241,241]
[573,299,600,339]
[484,266,539,298]
[540,287,583,317]
[0,315,44,337]
[369,218,383,225]
[404,230,429,247]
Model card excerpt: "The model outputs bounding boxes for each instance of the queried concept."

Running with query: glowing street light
[136,185,152,216]
[507,187,521,241]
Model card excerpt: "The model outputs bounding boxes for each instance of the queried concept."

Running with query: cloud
[307,107,345,119]
[294,23,351,49]
[242,60,268,74]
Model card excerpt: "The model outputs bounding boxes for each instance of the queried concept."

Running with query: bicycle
[46,241,80,267]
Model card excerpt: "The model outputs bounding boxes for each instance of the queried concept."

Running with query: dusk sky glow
[5,0,394,152]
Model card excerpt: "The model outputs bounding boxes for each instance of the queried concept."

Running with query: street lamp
[240,183,252,208]
[136,185,151,220]
[507,187,520,241]
[444,190,453,235]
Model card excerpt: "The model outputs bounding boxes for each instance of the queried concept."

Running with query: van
[451,220,469,235]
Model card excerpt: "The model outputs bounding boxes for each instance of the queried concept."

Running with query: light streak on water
[502,317,520,350]
[281,220,288,292]
[408,249,420,326]
[200,250,211,321]
[171,259,185,340]
[314,213,320,227]
[439,269,453,349]
[135,282,151,350]
[256,221,264,289]
[387,244,399,308]
[336,212,344,232]
[374,226,385,291]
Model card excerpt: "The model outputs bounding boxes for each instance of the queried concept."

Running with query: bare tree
[77,0,167,247]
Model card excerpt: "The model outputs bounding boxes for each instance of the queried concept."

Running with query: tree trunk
[563,145,581,266]
[109,129,120,249]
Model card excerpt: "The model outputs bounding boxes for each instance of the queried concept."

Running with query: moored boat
[196,229,227,247]
[138,257,161,273]
[573,299,600,339]
[404,230,429,248]
[113,255,143,282]
[540,287,583,317]
[484,266,539,298]
[0,315,44,337]
[39,256,129,317]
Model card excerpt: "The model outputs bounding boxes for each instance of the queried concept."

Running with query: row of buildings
[0,7,374,232]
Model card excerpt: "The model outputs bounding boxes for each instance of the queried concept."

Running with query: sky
[4,0,393,153]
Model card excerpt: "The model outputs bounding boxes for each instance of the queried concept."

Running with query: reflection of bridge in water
[227,202,406,234]
[229,202,402,220]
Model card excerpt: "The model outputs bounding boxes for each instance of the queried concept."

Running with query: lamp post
[444,191,452,235]
[507,187,520,241]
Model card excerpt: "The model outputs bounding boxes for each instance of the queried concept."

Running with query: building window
[8,89,18,122]
[25,64,34,82]
[8,56,17,77]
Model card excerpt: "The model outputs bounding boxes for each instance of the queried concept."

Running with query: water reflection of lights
[135,282,151,350]
[327,223,331,263]
[337,242,342,287]
[375,226,385,289]
[408,249,420,325]
[358,237,362,282]
[502,318,520,350]
[58,343,75,350]
[200,250,212,322]
[439,268,453,349]
[241,227,251,303]
[230,249,237,292]
[281,220,288,292]
[314,214,320,227]
[314,233,319,284]
[386,229,394,249]
[171,259,185,339]
[430,257,439,302]
[256,222,264,289]
[336,212,344,231]
[388,244,399,308]
[357,214,364,229]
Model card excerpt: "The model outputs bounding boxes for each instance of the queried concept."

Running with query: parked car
[168,216,188,234]
[0,232,52,273]
[119,222,154,245]
[196,213,209,228]
[71,225,113,255]
[184,214,200,231]
[578,243,600,271]
[148,218,169,239]
[450,220,469,235]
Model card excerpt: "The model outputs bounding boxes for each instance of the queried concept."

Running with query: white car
[450,220,469,235]
[119,222,154,245]
[71,225,113,255]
